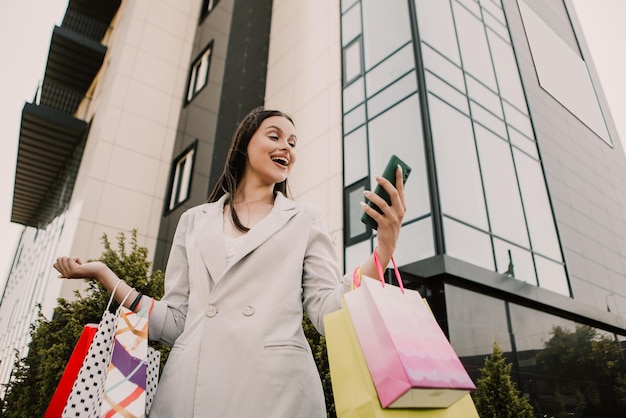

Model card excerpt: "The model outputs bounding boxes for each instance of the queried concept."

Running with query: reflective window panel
[518,0,611,144]
[361,0,412,70]
[368,95,430,222]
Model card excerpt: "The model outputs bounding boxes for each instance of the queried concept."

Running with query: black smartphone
[361,154,412,230]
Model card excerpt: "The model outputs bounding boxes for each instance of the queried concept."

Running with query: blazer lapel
[223,192,299,274]
[195,195,228,284]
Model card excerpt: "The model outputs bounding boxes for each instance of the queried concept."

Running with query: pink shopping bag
[344,253,475,409]
[324,307,479,417]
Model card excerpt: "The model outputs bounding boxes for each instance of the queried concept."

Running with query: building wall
[507,0,626,315]
[265,0,344,262]
[154,0,234,269]
[63,0,200,297]
[0,0,200,391]
[0,217,65,388]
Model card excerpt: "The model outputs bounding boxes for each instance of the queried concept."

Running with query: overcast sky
[0,1,625,289]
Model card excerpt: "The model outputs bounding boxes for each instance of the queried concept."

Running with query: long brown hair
[207,106,295,232]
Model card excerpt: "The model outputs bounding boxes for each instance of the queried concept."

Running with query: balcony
[11,103,88,227]
[10,0,121,227]
[65,0,122,34]
[40,25,106,114]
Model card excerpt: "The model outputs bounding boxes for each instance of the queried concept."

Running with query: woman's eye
[289,142,296,148]
[269,135,279,140]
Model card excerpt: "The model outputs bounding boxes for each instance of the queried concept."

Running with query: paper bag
[324,307,479,417]
[45,324,98,418]
[99,300,159,417]
[343,276,475,408]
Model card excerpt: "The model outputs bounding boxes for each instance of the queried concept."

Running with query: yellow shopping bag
[324,306,479,417]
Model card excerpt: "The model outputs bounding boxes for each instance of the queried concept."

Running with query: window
[344,179,370,245]
[186,43,213,103]
[517,0,611,144]
[166,141,197,212]
[200,0,220,20]
[343,37,363,85]
[361,0,412,70]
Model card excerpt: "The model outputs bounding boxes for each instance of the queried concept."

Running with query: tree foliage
[303,314,336,418]
[472,340,534,418]
[0,230,167,418]
[534,324,626,416]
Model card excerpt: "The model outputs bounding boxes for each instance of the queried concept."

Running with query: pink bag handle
[352,248,405,294]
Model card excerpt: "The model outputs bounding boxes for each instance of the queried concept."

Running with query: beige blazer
[148,193,350,417]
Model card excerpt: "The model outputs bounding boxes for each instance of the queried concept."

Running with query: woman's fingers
[366,167,406,219]
[54,257,83,278]
[360,166,408,263]
[393,166,407,212]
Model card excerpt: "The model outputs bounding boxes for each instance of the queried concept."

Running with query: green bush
[472,341,533,418]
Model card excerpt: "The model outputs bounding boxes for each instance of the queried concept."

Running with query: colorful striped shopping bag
[99,299,160,418]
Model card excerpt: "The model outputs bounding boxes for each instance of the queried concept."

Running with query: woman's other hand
[53,257,143,309]
[53,257,107,280]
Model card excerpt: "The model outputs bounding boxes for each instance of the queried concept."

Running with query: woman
[54,107,406,417]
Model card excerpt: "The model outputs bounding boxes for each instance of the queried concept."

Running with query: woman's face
[244,116,297,187]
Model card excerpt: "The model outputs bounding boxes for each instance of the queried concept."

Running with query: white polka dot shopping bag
[61,282,159,418]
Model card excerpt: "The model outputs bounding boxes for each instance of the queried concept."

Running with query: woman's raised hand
[360,166,407,267]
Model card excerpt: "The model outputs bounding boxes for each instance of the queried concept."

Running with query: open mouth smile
[271,156,289,167]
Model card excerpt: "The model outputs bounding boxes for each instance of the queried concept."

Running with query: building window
[186,43,213,103]
[343,37,363,85]
[517,0,611,145]
[200,0,220,20]
[166,141,197,212]
[344,178,370,245]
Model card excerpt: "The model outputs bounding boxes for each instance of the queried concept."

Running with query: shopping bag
[344,253,475,408]
[324,307,479,417]
[45,324,98,418]
[62,282,130,418]
[99,298,160,418]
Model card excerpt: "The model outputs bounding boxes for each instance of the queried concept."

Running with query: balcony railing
[62,10,110,41]
[39,81,84,115]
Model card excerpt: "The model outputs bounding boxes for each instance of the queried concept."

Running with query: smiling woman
[239,113,297,194]
[208,108,297,232]
[53,106,408,417]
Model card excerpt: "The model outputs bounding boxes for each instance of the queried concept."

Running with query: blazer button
[205,305,218,318]
[242,305,255,316]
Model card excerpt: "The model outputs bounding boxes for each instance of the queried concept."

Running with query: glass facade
[447,285,626,416]
[339,0,626,413]
[341,0,434,272]
[518,0,611,145]
[340,0,568,295]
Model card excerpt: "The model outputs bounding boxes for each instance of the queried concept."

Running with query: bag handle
[352,248,404,294]
[107,280,135,313]
[106,279,124,310]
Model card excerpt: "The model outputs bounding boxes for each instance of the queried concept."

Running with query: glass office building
[339,0,626,415]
